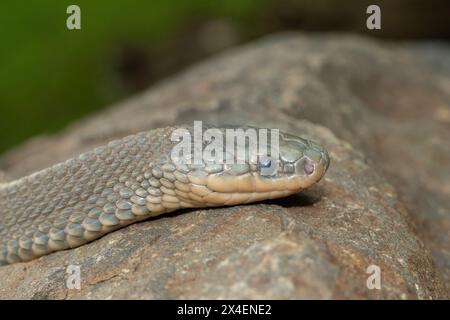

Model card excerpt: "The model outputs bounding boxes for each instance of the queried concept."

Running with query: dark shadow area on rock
[262,190,322,208]
[143,191,322,223]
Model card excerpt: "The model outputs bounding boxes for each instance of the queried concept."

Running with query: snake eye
[259,158,272,168]
[259,156,278,176]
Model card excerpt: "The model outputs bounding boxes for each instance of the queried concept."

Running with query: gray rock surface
[0,33,449,299]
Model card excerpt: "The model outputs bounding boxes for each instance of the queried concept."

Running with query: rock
[0,33,449,299]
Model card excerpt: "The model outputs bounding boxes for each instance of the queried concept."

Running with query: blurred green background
[0,0,449,155]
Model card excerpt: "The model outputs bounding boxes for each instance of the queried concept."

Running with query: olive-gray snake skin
[0,125,330,265]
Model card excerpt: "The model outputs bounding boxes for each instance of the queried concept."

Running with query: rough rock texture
[0,33,449,299]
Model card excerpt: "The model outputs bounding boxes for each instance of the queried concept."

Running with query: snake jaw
[184,134,330,206]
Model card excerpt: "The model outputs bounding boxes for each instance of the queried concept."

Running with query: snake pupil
[259,158,271,168]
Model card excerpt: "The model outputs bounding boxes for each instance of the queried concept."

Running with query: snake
[0,125,330,265]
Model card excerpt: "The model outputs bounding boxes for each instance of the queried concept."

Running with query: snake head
[272,131,330,186]
[176,127,330,206]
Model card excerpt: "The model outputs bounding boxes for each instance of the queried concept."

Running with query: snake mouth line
[203,154,329,192]
[183,154,329,207]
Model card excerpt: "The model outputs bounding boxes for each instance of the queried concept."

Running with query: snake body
[0,125,329,265]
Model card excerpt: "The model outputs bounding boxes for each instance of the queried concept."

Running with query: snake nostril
[304,158,315,175]
[295,156,315,176]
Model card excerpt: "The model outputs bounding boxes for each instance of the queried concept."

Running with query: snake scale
[0,125,330,265]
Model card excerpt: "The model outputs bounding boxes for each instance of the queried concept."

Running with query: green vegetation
[0,0,262,154]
